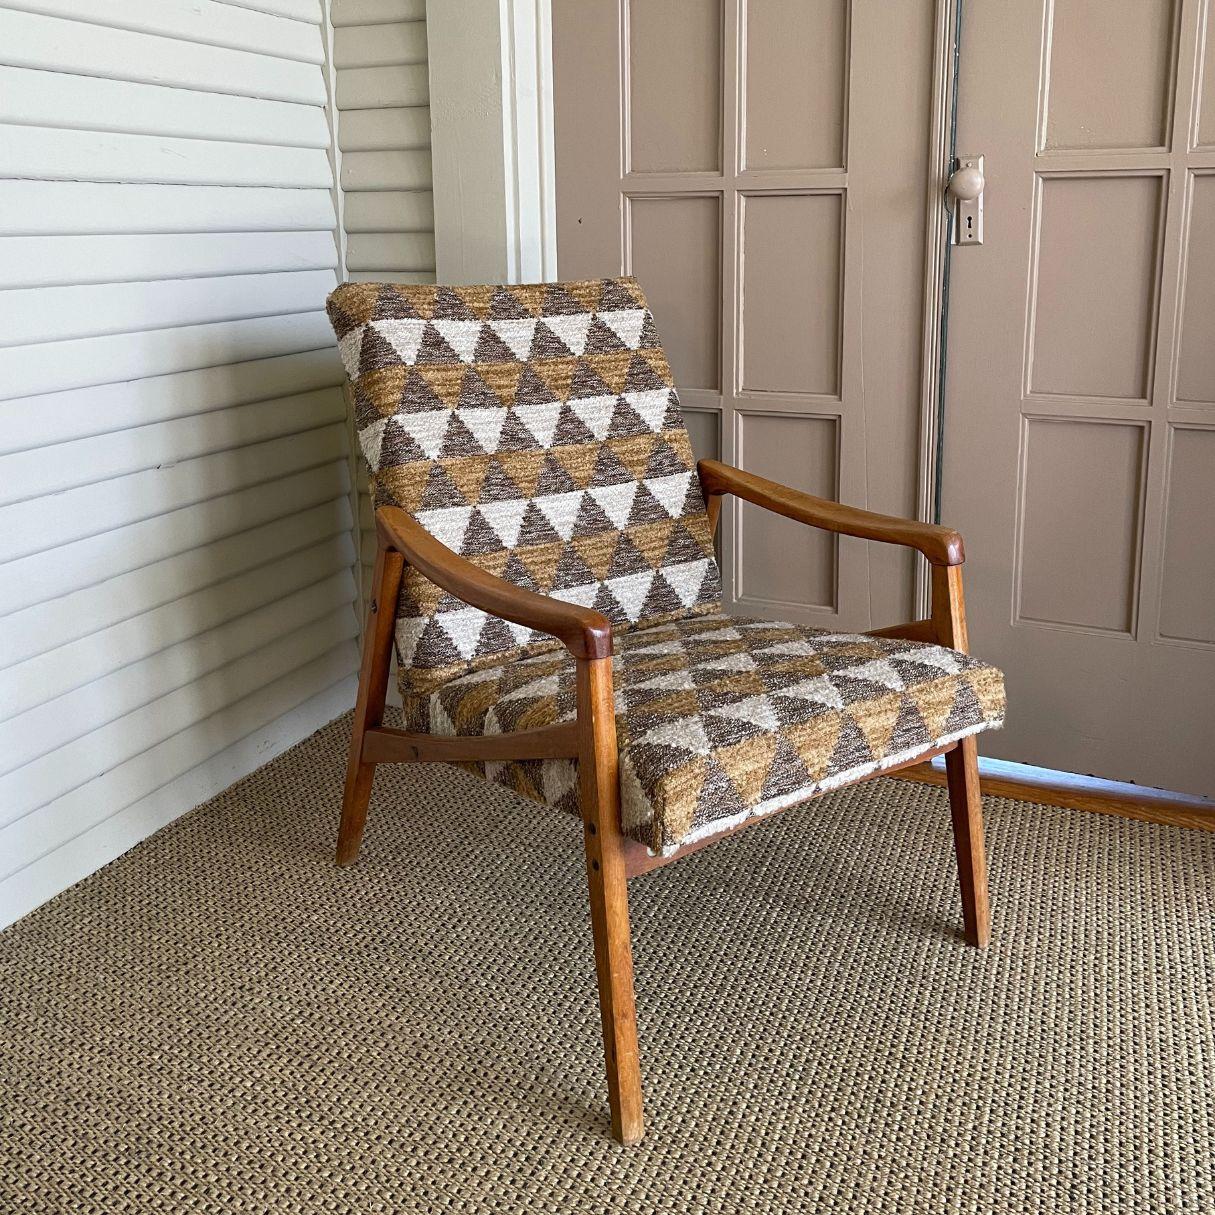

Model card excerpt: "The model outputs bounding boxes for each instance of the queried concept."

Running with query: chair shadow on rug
[325,276,1006,1144]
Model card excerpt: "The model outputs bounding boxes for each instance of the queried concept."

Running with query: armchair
[326,277,1005,1144]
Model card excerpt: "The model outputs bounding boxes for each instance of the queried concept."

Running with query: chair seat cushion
[401,613,1006,855]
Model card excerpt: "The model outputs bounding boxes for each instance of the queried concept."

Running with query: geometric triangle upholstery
[400,613,1007,854]
[326,277,722,695]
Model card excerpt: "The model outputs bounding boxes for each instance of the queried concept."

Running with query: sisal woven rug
[2,713,1212,1214]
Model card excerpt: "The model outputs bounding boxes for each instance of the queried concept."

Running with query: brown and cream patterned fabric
[327,276,1006,854]
[326,277,722,695]
[401,614,1006,855]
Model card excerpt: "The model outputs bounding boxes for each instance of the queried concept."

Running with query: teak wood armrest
[697,459,965,567]
[376,506,613,660]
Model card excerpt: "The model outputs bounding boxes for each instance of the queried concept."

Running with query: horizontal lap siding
[0,2,359,927]
[331,0,434,627]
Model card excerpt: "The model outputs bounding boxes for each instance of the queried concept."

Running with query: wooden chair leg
[337,541,404,868]
[576,657,644,1145]
[929,562,991,947]
[944,734,990,948]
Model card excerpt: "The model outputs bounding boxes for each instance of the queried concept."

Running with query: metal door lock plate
[949,155,985,246]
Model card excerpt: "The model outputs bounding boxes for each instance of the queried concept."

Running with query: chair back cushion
[326,277,722,694]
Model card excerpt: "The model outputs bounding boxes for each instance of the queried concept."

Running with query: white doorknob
[948,164,985,201]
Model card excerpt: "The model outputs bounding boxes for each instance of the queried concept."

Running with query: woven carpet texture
[2,712,1212,1214]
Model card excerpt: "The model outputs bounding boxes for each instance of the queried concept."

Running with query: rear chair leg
[944,734,990,947]
[337,541,404,867]
[577,658,644,1145]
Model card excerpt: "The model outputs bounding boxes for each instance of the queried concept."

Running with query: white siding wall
[0,0,360,927]
[331,0,435,606]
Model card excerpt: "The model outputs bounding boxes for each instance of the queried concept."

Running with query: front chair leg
[945,735,990,947]
[930,563,991,948]
[337,540,404,867]
[576,657,644,1145]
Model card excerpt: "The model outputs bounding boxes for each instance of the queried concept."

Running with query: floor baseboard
[893,759,1215,834]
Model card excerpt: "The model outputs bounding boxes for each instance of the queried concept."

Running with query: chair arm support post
[697,459,965,567]
[930,563,970,653]
[375,506,613,660]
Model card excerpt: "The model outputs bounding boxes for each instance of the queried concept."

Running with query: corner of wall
[425,0,556,285]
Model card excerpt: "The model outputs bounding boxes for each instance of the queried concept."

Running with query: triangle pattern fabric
[491,317,538,360]
[398,612,1006,855]
[338,326,365,378]
[355,325,395,375]
[374,318,427,363]
[327,276,722,693]
[597,309,648,350]
[543,312,593,356]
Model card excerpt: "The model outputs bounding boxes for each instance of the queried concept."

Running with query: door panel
[742,0,848,171]
[1159,427,1215,643]
[628,194,722,389]
[943,0,1215,796]
[1042,0,1177,151]
[1015,419,1147,634]
[1176,173,1215,399]
[553,0,937,632]
[1028,174,1164,401]
[1201,11,1215,145]
[738,192,843,395]
[682,408,722,469]
[736,412,838,611]
[628,0,722,173]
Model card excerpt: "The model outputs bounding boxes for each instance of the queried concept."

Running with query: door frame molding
[915,0,962,615]
[500,0,558,282]
[426,0,557,284]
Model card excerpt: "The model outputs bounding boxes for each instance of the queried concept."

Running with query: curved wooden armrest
[375,506,613,660]
[697,459,965,567]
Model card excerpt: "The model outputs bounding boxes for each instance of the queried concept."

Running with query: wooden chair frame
[338,458,989,1145]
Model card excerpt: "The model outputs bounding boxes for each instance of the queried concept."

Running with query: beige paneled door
[943,1,1215,796]
[552,0,941,633]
